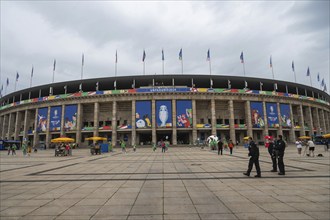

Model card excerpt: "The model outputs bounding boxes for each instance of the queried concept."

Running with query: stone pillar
[262,101,269,136]
[111,101,117,147]
[76,103,82,146]
[307,106,314,135]
[192,99,197,143]
[0,115,4,139]
[276,103,283,136]
[298,105,305,136]
[7,113,13,139]
[228,100,236,144]
[320,109,326,134]
[93,102,99,137]
[14,112,21,140]
[172,99,177,145]
[131,100,136,145]
[152,99,156,145]
[33,109,38,147]
[60,105,65,136]
[289,104,295,142]
[23,110,29,140]
[245,101,253,137]
[1,115,6,139]
[45,107,51,148]
[313,108,321,134]
[211,99,216,136]
[324,110,330,133]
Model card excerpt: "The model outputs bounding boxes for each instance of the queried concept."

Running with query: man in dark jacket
[274,135,286,175]
[243,137,261,177]
[217,139,223,155]
[267,139,277,172]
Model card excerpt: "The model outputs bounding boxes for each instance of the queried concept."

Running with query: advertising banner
[136,101,152,128]
[156,100,172,128]
[280,104,292,128]
[37,108,48,132]
[250,102,265,128]
[50,106,62,131]
[266,103,279,128]
[64,105,77,131]
[176,100,193,128]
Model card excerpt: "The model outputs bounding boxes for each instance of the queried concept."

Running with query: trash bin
[101,143,108,153]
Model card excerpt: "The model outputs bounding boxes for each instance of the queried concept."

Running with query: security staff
[274,135,286,175]
[268,139,277,172]
[243,137,261,178]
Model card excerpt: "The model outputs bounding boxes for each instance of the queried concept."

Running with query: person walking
[7,145,12,155]
[274,135,286,175]
[295,140,302,156]
[161,140,166,153]
[11,144,17,155]
[120,140,126,153]
[22,141,27,156]
[217,139,223,155]
[307,139,315,157]
[228,140,234,155]
[243,137,261,177]
[267,138,277,172]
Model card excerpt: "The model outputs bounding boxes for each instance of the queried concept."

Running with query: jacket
[248,141,259,158]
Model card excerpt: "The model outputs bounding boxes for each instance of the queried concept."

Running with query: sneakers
[278,172,285,175]
[254,175,261,178]
[243,172,250,177]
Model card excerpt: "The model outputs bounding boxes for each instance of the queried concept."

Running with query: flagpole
[143,61,145,75]
[209,59,212,75]
[81,56,84,80]
[162,49,164,75]
[242,63,246,77]
[14,80,17,92]
[309,74,312,87]
[30,65,33,88]
[115,50,117,77]
[181,59,183,75]
[52,68,55,83]
[293,70,297,83]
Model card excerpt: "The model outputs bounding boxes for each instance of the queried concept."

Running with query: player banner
[176,100,193,128]
[135,101,152,128]
[64,105,77,131]
[37,108,48,132]
[250,102,265,128]
[280,104,292,128]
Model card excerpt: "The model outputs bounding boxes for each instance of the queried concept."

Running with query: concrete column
[307,106,314,134]
[33,109,38,147]
[277,103,283,136]
[289,104,295,142]
[192,99,197,143]
[152,99,156,145]
[298,104,305,136]
[131,100,136,145]
[7,113,13,139]
[245,101,253,137]
[76,103,82,146]
[0,115,4,139]
[313,108,321,134]
[320,109,326,134]
[23,110,29,140]
[262,101,269,136]
[45,107,51,148]
[14,112,21,140]
[111,101,117,147]
[211,99,216,135]
[228,100,236,144]
[324,110,330,133]
[172,99,177,145]
[60,105,65,136]
[93,102,99,137]
[1,115,7,139]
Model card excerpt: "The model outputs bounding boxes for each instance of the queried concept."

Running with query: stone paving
[0,145,329,220]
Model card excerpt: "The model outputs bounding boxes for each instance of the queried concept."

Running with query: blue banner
[280,104,292,128]
[50,106,62,131]
[250,102,264,128]
[64,105,77,131]
[136,101,152,128]
[37,108,48,132]
[266,103,279,128]
[156,100,172,127]
[176,100,193,128]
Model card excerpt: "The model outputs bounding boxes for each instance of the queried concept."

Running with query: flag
[16,72,19,81]
[179,48,182,60]
[142,50,146,62]
[321,79,324,86]
[270,56,272,68]
[6,78,9,86]
[317,73,320,82]
[162,49,164,61]
[115,50,118,63]
[82,53,84,66]
[306,67,310,76]
[240,52,244,63]
[31,65,34,77]
[292,61,295,71]
[53,59,56,71]
[207,49,210,61]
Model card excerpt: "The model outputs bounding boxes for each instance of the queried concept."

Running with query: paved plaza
[0,145,329,220]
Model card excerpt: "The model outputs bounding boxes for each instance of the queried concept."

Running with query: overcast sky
[1,1,329,95]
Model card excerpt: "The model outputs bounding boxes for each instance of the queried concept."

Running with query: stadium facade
[0,74,329,148]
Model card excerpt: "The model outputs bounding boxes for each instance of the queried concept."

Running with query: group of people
[7,143,18,155]
[295,139,328,157]
[55,143,73,156]
[244,135,286,178]
[216,139,235,155]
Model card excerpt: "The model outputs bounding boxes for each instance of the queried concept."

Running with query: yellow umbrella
[322,133,330,139]
[298,136,311,140]
[51,137,75,143]
[85,137,107,141]
[243,136,251,140]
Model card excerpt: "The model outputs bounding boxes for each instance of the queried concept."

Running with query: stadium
[0,74,329,148]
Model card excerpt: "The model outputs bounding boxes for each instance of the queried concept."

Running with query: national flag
[162,49,164,61]
[321,79,324,86]
[292,61,295,71]
[142,50,146,62]
[31,65,34,77]
[53,59,56,71]
[16,72,19,81]
[82,53,84,66]
[306,67,310,76]
[179,48,182,60]
[240,52,244,63]
[317,73,320,81]
[6,78,9,86]
[207,49,210,61]
[270,56,272,68]
[115,50,118,63]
